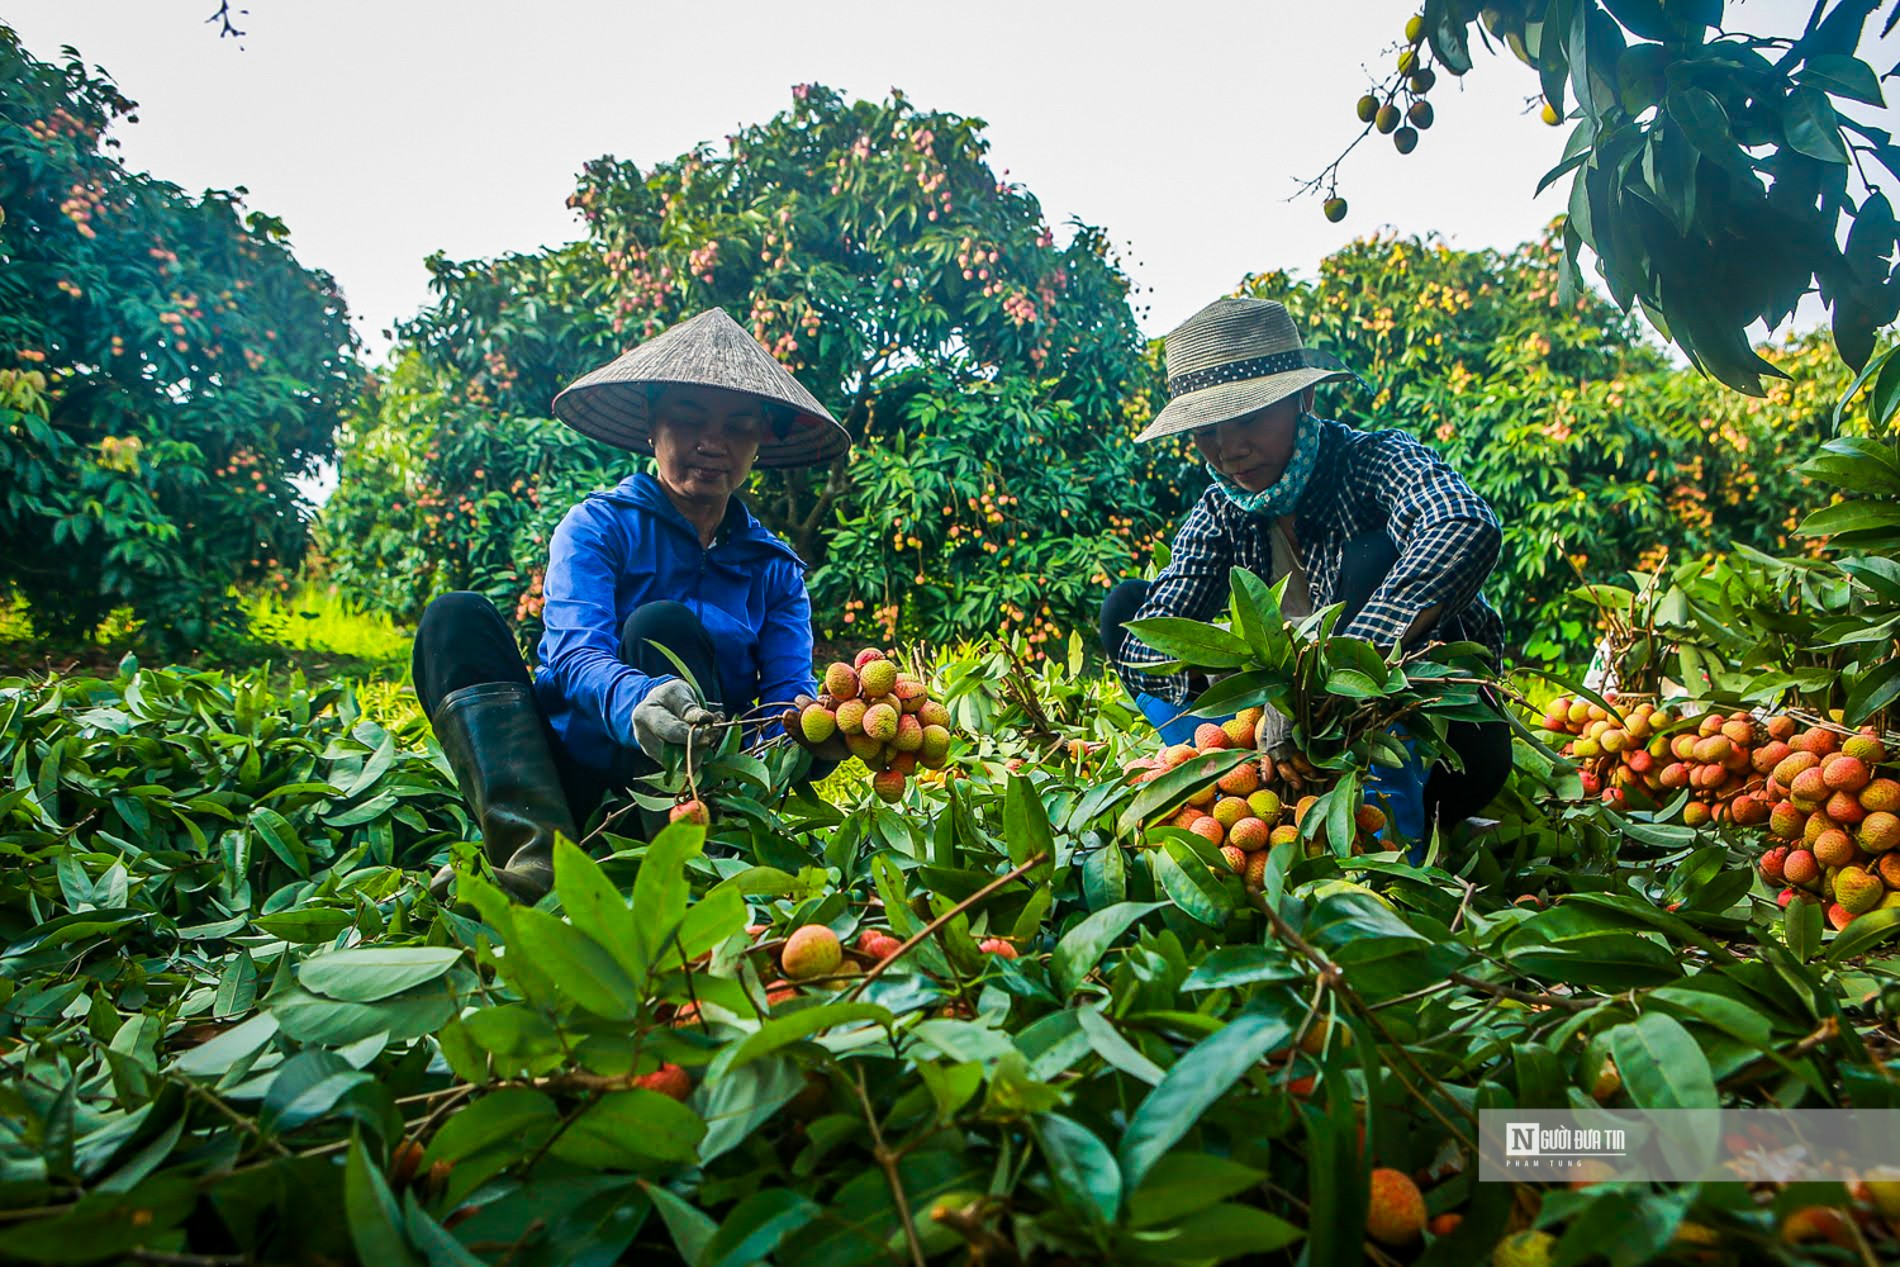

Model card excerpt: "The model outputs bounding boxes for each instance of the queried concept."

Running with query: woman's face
[1190,388,1314,493]
[649,385,766,506]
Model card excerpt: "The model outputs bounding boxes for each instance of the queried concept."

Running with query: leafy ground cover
[4,560,1899,1266]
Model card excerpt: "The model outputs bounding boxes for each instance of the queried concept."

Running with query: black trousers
[412,594,723,828]
[1098,529,1512,826]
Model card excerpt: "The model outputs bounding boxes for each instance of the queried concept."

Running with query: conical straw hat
[1135,297,1362,443]
[552,309,851,469]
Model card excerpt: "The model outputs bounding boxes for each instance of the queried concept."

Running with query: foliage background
[0,29,358,652]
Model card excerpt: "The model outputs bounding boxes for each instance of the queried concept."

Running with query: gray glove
[631,678,724,760]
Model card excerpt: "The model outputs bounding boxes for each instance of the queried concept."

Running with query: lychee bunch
[785,647,952,804]
[1123,708,1390,883]
[1757,727,1898,929]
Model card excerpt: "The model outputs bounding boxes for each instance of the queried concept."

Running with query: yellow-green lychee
[1247,789,1283,822]
[1843,733,1886,765]
[1861,811,1900,853]
[781,925,842,980]
[918,699,951,729]
[920,724,950,766]
[800,703,837,744]
[1212,796,1249,828]
[1229,816,1270,851]
[862,702,899,743]
[892,713,925,753]
[1836,866,1882,915]
[859,659,898,698]
[1494,1229,1557,1267]
[835,697,868,735]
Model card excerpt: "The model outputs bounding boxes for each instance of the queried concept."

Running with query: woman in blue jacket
[411,309,851,901]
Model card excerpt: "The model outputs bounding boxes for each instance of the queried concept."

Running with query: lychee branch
[843,852,1049,1003]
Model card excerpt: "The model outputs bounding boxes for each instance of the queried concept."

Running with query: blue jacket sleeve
[538,502,664,750]
[755,558,818,734]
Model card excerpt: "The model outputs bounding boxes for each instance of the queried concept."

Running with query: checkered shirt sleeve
[1338,427,1503,648]
[1114,491,1233,707]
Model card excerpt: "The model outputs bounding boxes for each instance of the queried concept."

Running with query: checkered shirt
[1117,416,1506,706]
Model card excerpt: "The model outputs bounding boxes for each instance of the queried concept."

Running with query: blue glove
[1364,728,1429,863]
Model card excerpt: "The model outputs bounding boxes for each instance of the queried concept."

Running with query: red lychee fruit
[872,768,906,803]
[1365,1168,1427,1246]
[1784,849,1821,887]
[1218,844,1247,873]
[978,937,1018,958]
[852,647,888,670]
[669,799,710,826]
[632,1062,693,1102]
[1194,722,1231,750]
[1823,754,1871,792]
[1190,816,1225,845]
[1759,846,1789,884]
[1229,817,1270,851]
[858,930,903,961]
[823,662,860,700]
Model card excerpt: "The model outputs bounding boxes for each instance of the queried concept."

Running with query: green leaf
[644,1178,720,1263]
[554,837,640,982]
[1124,1201,1304,1260]
[1782,85,1849,164]
[250,807,310,877]
[1121,617,1253,669]
[700,1189,820,1267]
[1117,992,1294,1191]
[1181,945,1303,991]
[633,820,705,981]
[1827,908,1900,964]
[254,907,354,944]
[1126,1152,1267,1229]
[1845,658,1900,727]
[1004,773,1055,876]
[722,1002,894,1071]
[421,1088,560,1166]
[1153,837,1235,926]
[1801,54,1887,106]
[174,1012,279,1078]
[1075,1007,1168,1085]
[1037,1113,1122,1224]
[1082,836,1127,909]
[1116,749,1251,838]
[1796,500,1900,538]
[299,947,463,1003]
[552,1089,706,1167]
[1607,1012,1717,1108]
[345,1133,421,1267]
[507,908,644,1021]
[1051,901,1166,996]
[1229,567,1292,666]
[1785,895,1823,962]
[1665,85,1733,160]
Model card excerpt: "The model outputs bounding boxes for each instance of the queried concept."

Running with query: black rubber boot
[426,682,577,904]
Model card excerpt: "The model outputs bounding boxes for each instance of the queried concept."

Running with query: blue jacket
[533,472,817,771]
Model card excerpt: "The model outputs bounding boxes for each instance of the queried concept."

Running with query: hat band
[1167,348,1308,399]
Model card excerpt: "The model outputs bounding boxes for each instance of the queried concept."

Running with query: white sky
[10,2,1896,422]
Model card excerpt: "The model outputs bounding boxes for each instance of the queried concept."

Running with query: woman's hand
[632,678,724,760]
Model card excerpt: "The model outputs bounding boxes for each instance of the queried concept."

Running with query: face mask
[1204,410,1322,517]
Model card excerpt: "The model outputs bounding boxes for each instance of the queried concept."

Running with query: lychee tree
[0,26,359,651]
[1320,1,1898,395]
[323,85,1179,647]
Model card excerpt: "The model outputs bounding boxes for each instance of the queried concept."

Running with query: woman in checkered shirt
[1099,297,1512,841]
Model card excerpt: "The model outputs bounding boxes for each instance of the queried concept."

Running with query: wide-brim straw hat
[1135,297,1362,443]
[551,308,851,469]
